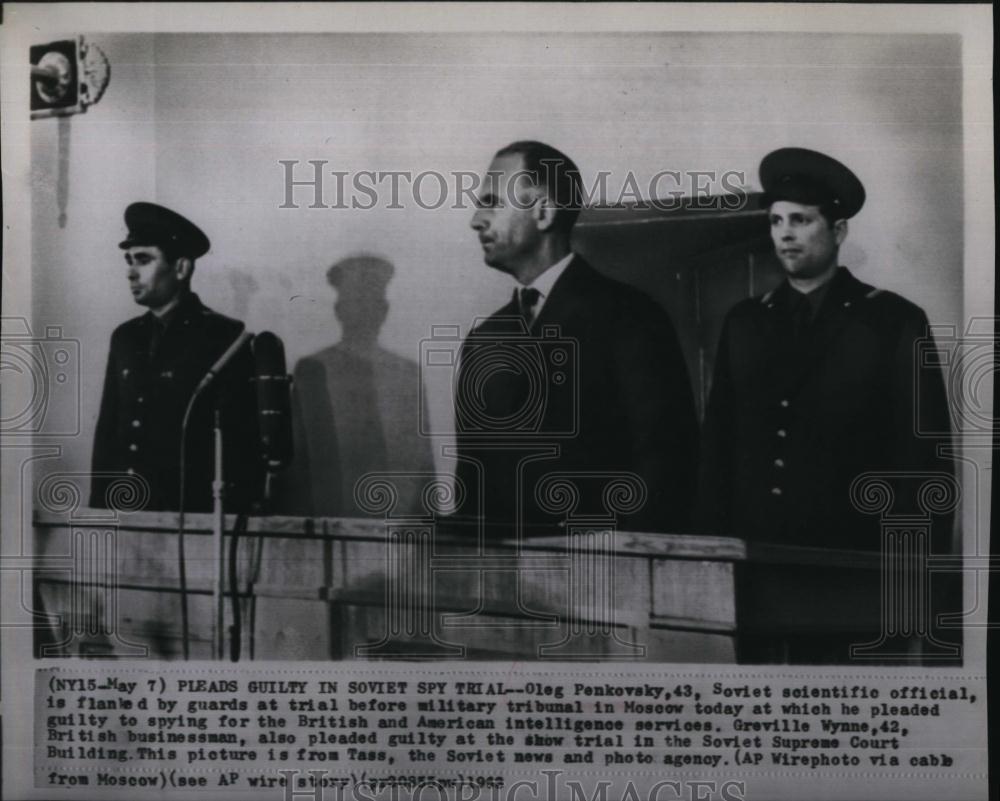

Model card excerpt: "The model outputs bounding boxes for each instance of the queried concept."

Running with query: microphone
[195,330,254,395]
[252,331,293,472]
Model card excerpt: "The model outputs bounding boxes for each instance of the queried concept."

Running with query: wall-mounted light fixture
[30,36,109,120]
[30,36,111,228]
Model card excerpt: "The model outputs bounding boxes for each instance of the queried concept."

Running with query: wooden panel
[735,562,882,634]
[252,597,335,660]
[643,627,736,663]
[650,559,736,630]
[572,197,779,416]
[38,580,214,659]
[335,604,669,662]
[34,509,910,663]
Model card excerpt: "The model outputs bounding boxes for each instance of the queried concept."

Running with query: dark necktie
[518,287,541,325]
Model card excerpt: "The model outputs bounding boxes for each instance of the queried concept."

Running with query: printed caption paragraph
[36,668,982,795]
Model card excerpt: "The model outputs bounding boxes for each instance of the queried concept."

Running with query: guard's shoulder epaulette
[760,289,776,305]
[116,313,148,336]
[200,306,240,326]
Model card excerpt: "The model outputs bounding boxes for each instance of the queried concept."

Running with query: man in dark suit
[455,141,698,536]
[90,202,261,512]
[699,148,953,552]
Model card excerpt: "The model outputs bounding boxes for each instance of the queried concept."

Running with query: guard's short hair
[160,241,186,264]
[495,140,583,234]
[815,203,842,228]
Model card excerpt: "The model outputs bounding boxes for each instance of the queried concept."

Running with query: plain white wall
[31,32,965,482]
[31,34,158,489]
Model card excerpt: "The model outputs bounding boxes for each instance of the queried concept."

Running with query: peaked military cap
[118,202,210,259]
[759,147,866,219]
[326,254,394,296]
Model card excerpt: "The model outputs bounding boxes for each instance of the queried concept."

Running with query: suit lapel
[498,290,521,327]
[530,255,592,334]
[472,289,522,336]
[458,291,525,430]
[459,261,591,432]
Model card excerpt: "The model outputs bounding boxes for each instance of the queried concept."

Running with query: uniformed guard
[698,148,953,552]
[90,202,262,512]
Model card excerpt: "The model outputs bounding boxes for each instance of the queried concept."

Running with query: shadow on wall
[274,254,436,517]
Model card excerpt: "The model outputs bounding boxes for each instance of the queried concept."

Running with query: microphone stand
[212,406,227,661]
[242,472,275,662]
[176,329,252,661]
[222,330,292,662]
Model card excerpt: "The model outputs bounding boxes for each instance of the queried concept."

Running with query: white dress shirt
[518,251,574,322]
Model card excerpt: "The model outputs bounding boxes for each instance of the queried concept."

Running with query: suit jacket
[90,292,262,512]
[453,256,698,535]
[698,267,953,551]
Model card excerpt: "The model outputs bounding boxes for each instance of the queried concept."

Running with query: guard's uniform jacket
[90,292,262,512]
[698,267,952,551]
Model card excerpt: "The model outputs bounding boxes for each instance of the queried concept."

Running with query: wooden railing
[34,509,891,663]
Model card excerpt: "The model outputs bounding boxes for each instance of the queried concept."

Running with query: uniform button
[131,419,141,428]
[129,443,138,452]
[771,487,783,496]
[780,399,790,408]
[776,429,787,438]
[774,458,785,468]
[137,396,145,404]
